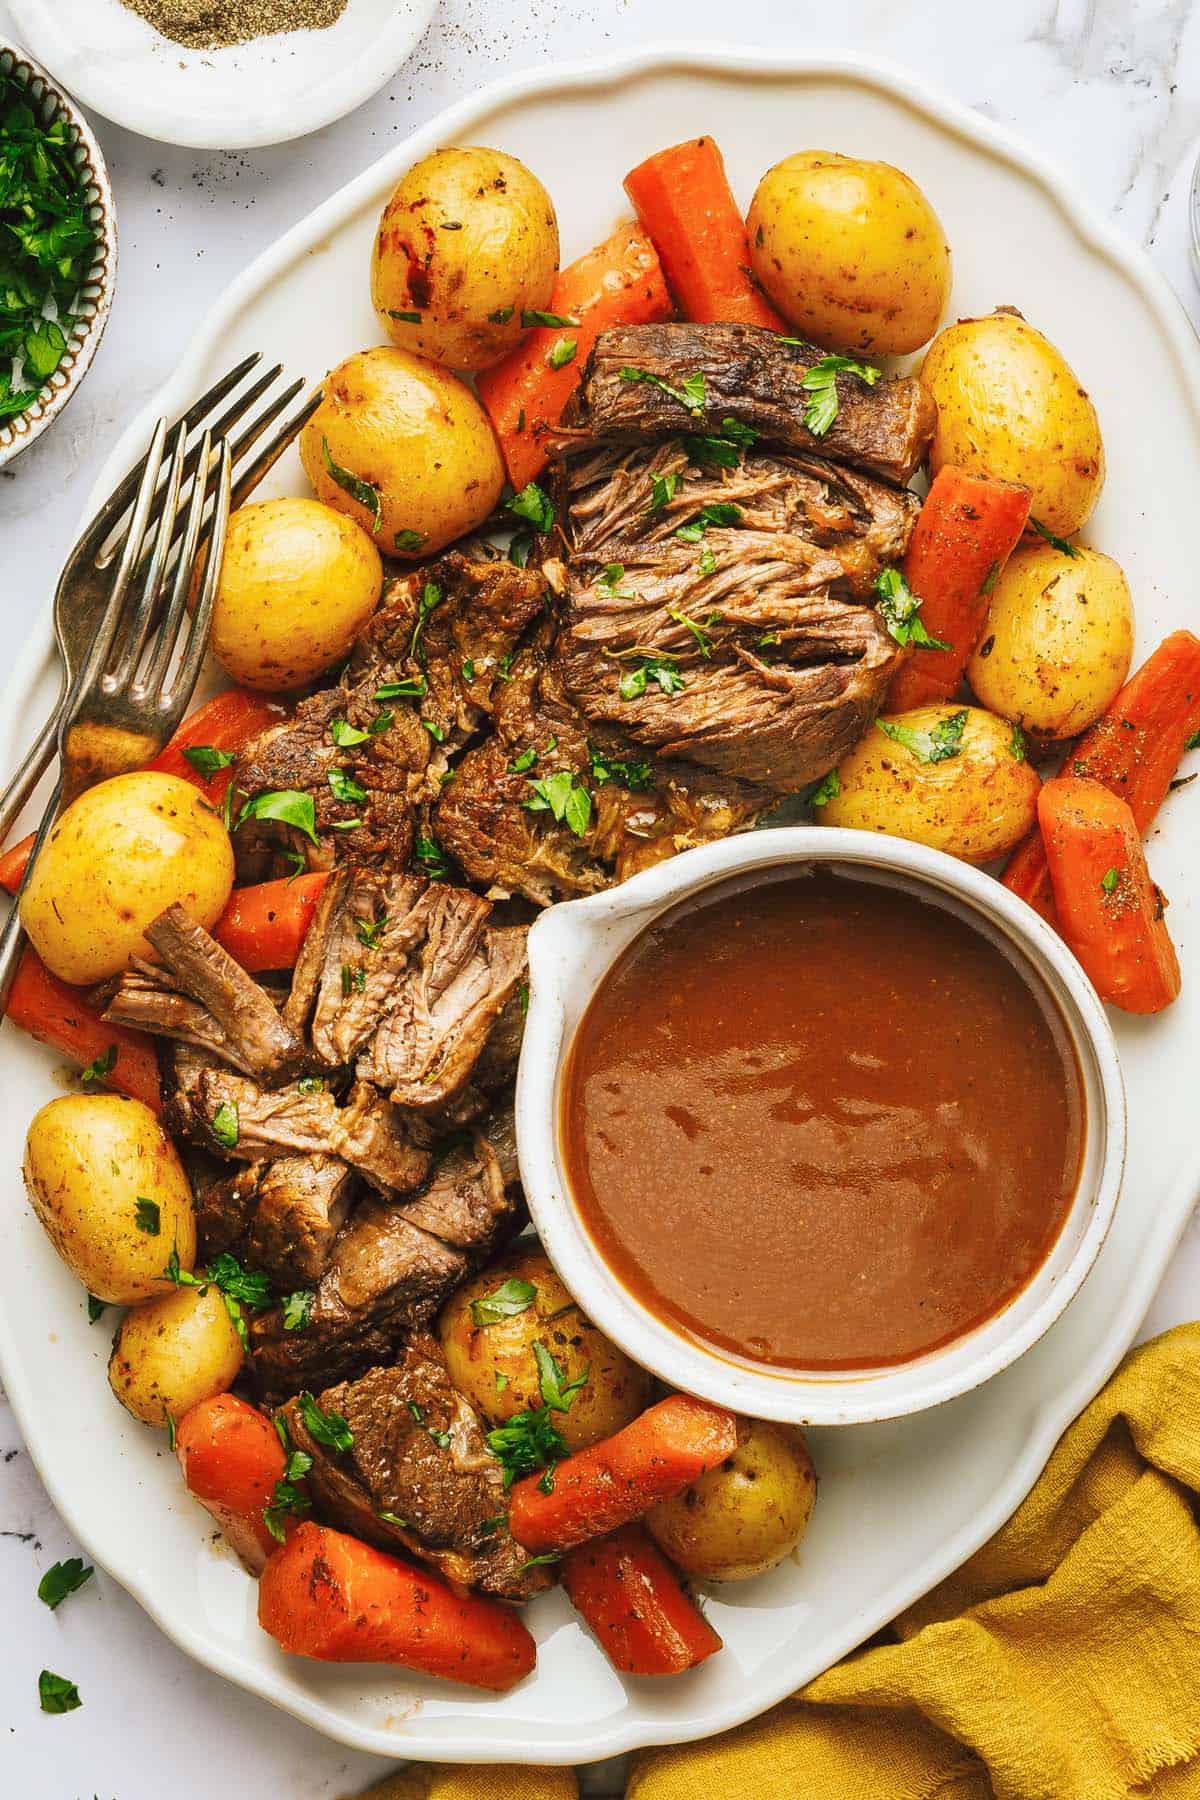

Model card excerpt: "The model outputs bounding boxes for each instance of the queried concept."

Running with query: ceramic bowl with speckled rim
[0,43,117,470]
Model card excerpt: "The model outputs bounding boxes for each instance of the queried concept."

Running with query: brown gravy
[560,870,1084,1369]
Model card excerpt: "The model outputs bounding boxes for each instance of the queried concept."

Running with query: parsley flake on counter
[1029,517,1080,557]
[874,567,951,651]
[471,1277,537,1327]
[183,745,236,778]
[298,1390,353,1453]
[619,365,706,414]
[134,1197,160,1236]
[877,709,968,765]
[321,437,381,533]
[237,788,319,846]
[508,480,555,535]
[86,1293,106,1324]
[619,654,685,700]
[38,1669,81,1715]
[37,1558,93,1612]
[79,1045,116,1085]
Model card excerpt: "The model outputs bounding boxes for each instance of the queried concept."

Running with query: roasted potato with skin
[437,1248,653,1453]
[210,497,382,693]
[967,543,1133,740]
[920,309,1105,537]
[23,1095,196,1304]
[372,146,559,372]
[300,346,505,559]
[821,703,1040,864]
[748,149,950,355]
[21,771,234,986]
[646,1419,816,1582]
[108,1284,243,1427]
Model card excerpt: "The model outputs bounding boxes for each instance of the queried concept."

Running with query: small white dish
[518,828,1126,1428]
[7,0,436,150]
[0,43,117,467]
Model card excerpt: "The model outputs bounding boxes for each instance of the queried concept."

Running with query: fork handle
[0,688,66,847]
[0,771,64,1016]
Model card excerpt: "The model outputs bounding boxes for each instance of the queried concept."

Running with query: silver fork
[0,354,322,842]
[0,423,237,1008]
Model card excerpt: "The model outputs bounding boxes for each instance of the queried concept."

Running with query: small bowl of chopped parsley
[0,44,116,466]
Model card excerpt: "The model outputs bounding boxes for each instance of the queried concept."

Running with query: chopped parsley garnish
[497,649,516,681]
[508,481,555,535]
[375,676,427,702]
[183,745,236,778]
[340,963,366,997]
[37,1558,93,1612]
[523,769,592,838]
[166,1411,177,1451]
[596,562,633,598]
[263,1448,313,1542]
[548,336,577,370]
[619,654,685,700]
[877,709,968,764]
[1184,730,1200,751]
[38,1669,81,1715]
[282,1289,314,1332]
[331,716,389,748]
[648,470,680,512]
[394,528,425,553]
[209,1102,239,1149]
[388,309,421,323]
[79,1045,117,1086]
[461,657,476,682]
[1009,723,1027,763]
[409,581,443,665]
[471,1277,537,1327]
[297,1075,326,1094]
[328,767,367,806]
[667,605,717,658]
[981,560,1001,595]
[134,1198,160,1236]
[681,417,757,468]
[1100,866,1120,895]
[0,83,98,422]
[486,1344,589,1486]
[802,769,841,808]
[519,1552,561,1572]
[588,742,655,792]
[538,1465,556,1494]
[533,1342,590,1412]
[354,916,386,949]
[522,308,580,329]
[674,501,742,542]
[164,1248,271,1349]
[298,1391,353,1453]
[421,717,446,743]
[797,353,881,436]
[414,833,450,879]
[618,365,706,414]
[378,1510,409,1528]
[86,1293,106,1324]
[697,546,717,576]
[321,437,381,533]
[510,745,538,773]
[1029,518,1080,557]
[874,567,951,651]
[237,788,319,845]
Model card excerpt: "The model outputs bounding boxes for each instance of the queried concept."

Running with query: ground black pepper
[122,0,348,50]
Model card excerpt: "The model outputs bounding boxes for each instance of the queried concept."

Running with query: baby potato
[437,1247,653,1453]
[821,703,1040,864]
[210,497,383,692]
[372,146,559,372]
[967,543,1133,740]
[21,771,234,986]
[300,346,505,559]
[646,1420,816,1582]
[108,1284,243,1426]
[23,1095,195,1304]
[920,309,1105,537]
[748,149,950,355]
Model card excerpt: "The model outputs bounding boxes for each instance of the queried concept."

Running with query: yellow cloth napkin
[345,1322,1200,1800]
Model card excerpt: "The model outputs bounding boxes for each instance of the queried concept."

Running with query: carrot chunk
[5,948,161,1109]
[562,1525,722,1676]
[258,1522,537,1692]
[176,1393,288,1574]
[477,221,673,493]
[213,872,328,974]
[886,467,1031,712]
[1004,630,1200,924]
[1038,776,1180,1013]
[623,136,785,330]
[508,1395,738,1555]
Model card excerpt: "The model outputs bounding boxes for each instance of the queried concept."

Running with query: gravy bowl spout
[516,826,1126,1427]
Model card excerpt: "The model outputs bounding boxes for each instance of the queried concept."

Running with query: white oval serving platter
[0,44,1197,1766]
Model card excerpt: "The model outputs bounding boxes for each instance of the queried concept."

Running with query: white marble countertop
[1,3,1198,1795]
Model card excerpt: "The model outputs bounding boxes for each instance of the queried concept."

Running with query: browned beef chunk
[285,1338,549,1601]
[195,1156,357,1288]
[561,321,935,485]
[172,1066,430,1197]
[361,925,527,1110]
[120,904,303,1082]
[566,440,920,599]
[435,641,767,903]
[249,1125,517,1395]
[103,963,247,1070]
